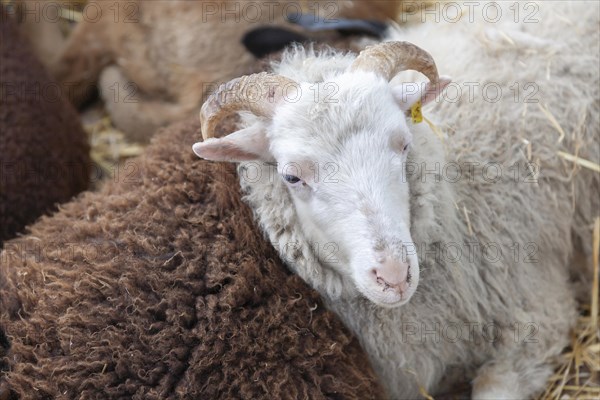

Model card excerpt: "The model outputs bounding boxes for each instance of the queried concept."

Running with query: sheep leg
[99,65,194,143]
[49,18,112,107]
[471,357,552,399]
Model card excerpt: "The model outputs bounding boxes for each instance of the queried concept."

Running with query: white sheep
[192,1,599,398]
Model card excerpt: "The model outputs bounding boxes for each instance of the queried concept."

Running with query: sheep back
[0,117,384,399]
[0,9,90,246]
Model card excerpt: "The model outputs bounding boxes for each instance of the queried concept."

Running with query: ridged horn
[349,41,439,85]
[200,72,298,140]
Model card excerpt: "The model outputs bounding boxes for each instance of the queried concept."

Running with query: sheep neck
[238,123,460,306]
[238,125,485,397]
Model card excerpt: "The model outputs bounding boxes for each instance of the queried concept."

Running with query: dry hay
[82,107,144,190]
[537,218,600,400]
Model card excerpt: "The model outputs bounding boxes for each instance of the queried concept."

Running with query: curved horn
[349,41,439,85]
[200,72,298,140]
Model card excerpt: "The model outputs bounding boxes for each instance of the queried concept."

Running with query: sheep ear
[192,125,271,162]
[392,76,452,113]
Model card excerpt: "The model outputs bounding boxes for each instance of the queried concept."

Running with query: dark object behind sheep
[0,118,385,399]
[0,9,90,247]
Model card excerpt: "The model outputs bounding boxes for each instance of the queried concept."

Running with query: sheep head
[193,41,450,308]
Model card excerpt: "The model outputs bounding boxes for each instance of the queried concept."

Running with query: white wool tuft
[236,1,599,397]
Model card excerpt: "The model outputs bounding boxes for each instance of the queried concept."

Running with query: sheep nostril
[372,267,410,293]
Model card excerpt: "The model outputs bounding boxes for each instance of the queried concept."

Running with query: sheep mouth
[362,279,417,308]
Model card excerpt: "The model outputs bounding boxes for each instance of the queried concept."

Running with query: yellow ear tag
[410,100,423,124]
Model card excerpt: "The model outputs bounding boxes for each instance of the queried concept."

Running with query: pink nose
[372,255,410,293]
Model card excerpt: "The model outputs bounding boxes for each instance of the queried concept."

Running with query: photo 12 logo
[3,1,141,24]
[399,2,540,24]
[399,321,539,344]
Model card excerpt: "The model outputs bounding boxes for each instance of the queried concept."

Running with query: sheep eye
[283,175,301,184]
[403,143,410,152]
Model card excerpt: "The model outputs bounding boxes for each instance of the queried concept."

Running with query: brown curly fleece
[0,116,385,399]
[0,8,90,246]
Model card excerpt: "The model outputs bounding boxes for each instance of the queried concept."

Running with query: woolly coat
[0,118,385,399]
[0,10,90,246]
[232,2,599,397]
[50,0,396,142]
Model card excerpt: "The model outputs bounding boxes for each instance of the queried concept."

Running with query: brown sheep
[0,116,385,399]
[48,0,400,142]
[0,8,90,247]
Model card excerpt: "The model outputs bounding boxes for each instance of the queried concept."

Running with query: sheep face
[267,74,420,307]
[194,71,449,307]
